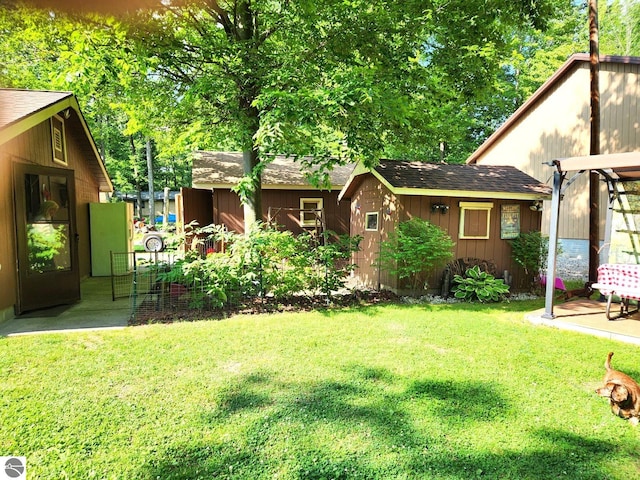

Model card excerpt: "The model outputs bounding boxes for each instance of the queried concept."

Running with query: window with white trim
[300,198,323,226]
[459,202,493,239]
[365,212,379,231]
[51,114,67,165]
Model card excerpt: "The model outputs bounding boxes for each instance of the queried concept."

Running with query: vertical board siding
[348,175,542,292]
[207,188,350,237]
[474,60,640,242]
[1,115,104,312]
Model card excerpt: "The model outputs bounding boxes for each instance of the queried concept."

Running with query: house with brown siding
[0,89,113,318]
[339,160,551,293]
[186,151,354,236]
[467,54,640,276]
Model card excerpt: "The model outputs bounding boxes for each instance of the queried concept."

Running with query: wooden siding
[349,176,400,290]
[210,188,351,236]
[473,60,640,241]
[213,189,245,233]
[65,115,101,278]
[0,150,16,315]
[349,175,542,293]
[0,115,100,314]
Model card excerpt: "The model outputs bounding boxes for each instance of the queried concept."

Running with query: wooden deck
[527,298,640,345]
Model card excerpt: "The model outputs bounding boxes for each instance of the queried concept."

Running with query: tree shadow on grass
[410,428,620,480]
[138,365,623,479]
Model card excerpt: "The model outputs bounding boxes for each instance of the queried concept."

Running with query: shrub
[305,231,362,297]
[158,223,361,305]
[508,231,550,276]
[452,265,510,303]
[377,217,454,293]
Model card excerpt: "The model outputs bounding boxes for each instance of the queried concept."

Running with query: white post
[543,170,564,318]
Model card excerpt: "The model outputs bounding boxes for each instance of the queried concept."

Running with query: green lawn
[2,300,640,479]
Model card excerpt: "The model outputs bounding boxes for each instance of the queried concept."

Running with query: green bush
[508,231,549,276]
[452,265,510,303]
[159,223,361,305]
[377,217,454,293]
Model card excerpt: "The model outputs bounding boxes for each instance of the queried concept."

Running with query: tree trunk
[146,137,155,226]
[129,135,143,219]
[242,148,262,230]
[589,0,600,283]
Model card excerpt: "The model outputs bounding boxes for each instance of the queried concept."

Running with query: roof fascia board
[337,162,370,201]
[391,187,549,201]
[0,95,113,193]
[73,97,113,192]
[0,96,75,145]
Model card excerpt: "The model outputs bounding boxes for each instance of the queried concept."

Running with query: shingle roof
[192,151,356,190]
[375,160,551,195]
[0,88,112,192]
[0,89,72,130]
[340,160,551,200]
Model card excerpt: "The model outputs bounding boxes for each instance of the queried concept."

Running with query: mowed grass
[2,300,640,479]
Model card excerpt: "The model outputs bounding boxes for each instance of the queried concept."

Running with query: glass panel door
[13,163,79,314]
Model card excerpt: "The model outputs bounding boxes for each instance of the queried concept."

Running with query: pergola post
[543,170,564,319]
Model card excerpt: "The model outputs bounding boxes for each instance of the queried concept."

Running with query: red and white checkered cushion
[595,264,640,301]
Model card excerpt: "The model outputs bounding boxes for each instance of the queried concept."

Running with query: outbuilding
[0,89,113,318]
[339,160,551,294]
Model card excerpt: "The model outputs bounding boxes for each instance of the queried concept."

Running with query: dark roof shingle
[374,160,551,196]
[0,89,72,130]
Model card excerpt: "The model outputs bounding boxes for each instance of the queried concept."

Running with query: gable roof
[0,88,113,192]
[466,54,640,165]
[192,151,356,190]
[339,160,551,201]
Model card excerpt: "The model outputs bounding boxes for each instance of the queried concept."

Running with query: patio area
[527,297,640,345]
[0,276,130,337]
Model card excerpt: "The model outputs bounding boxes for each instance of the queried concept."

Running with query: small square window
[300,198,323,226]
[365,212,379,231]
[459,202,493,239]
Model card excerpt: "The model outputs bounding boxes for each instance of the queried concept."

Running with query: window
[51,114,67,165]
[300,198,323,226]
[459,202,493,239]
[365,212,379,231]
[25,173,71,273]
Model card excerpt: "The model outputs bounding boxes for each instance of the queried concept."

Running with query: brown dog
[596,352,640,425]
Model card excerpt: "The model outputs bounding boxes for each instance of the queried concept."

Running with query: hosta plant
[452,265,510,303]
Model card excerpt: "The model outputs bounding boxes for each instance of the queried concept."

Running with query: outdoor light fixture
[431,203,449,214]
[529,200,543,212]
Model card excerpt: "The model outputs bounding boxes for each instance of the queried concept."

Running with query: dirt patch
[129,290,400,326]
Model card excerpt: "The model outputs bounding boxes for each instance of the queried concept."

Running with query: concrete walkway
[0,277,130,337]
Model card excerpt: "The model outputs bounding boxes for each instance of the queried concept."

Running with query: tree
[123,0,560,230]
[4,0,575,228]
[0,2,192,199]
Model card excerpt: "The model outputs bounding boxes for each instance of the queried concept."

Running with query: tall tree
[124,0,559,229]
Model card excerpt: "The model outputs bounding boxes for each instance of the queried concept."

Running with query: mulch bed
[129,290,400,326]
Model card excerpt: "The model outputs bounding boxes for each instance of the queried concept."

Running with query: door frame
[12,162,80,314]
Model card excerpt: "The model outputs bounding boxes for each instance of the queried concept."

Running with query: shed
[467,54,640,275]
[339,160,551,293]
[0,89,113,318]
[186,151,354,236]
